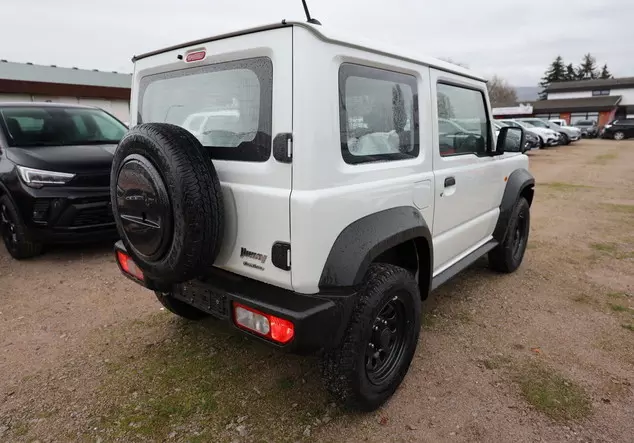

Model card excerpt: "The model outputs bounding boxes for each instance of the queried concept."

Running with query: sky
[1,0,633,87]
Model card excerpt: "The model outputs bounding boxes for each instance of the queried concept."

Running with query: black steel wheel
[320,263,421,411]
[0,195,42,259]
[365,294,411,385]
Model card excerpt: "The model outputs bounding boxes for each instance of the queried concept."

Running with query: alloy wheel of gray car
[613,131,626,141]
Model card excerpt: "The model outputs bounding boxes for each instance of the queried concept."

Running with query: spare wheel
[110,123,224,284]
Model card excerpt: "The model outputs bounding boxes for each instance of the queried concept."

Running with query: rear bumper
[114,241,357,353]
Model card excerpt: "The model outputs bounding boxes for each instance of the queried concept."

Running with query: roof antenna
[301,0,321,25]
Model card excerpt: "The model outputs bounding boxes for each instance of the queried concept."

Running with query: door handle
[444,176,456,187]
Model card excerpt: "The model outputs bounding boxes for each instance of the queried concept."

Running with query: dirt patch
[1,139,634,442]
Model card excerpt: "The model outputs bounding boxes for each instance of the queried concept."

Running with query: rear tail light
[116,250,144,281]
[233,302,294,344]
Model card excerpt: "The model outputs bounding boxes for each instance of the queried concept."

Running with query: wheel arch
[492,168,534,243]
[318,206,433,299]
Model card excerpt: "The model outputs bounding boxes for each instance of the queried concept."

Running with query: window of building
[339,64,419,164]
[437,83,490,157]
[592,90,610,96]
[570,112,599,125]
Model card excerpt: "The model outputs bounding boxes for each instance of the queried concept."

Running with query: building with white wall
[0,60,131,122]
[533,77,634,126]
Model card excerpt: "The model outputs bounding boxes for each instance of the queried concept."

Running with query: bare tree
[487,75,518,107]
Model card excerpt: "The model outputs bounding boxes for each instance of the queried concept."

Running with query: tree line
[539,54,613,99]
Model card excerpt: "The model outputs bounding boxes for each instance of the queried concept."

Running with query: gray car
[518,118,581,145]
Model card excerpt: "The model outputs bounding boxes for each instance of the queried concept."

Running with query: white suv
[111,21,535,411]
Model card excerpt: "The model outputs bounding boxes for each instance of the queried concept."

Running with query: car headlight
[604,124,612,129]
[17,166,75,188]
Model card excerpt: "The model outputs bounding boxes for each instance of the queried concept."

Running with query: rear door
[131,27,294,289]
[430,70,502,274]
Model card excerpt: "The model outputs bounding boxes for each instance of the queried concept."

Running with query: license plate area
[173,280,229,319]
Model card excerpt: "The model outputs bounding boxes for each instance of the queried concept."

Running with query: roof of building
[492,104,534,116]
[132,20,485,82]
[532,95,622,113]
[0,60,131,88]
[547,77,634,93]
[0,101,98,109]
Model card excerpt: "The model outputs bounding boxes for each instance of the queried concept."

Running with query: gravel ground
[1,139,633,443]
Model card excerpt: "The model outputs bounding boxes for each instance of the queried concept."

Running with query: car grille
[70,172,110,187]
[173,280,229,318]
[72,205,114,227]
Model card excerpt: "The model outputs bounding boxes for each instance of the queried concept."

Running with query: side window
[437,83,490,157]
[339,64,419,164]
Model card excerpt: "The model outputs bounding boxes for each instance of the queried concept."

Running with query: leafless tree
[487,75,518,107]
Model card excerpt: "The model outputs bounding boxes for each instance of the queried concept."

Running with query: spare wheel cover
[116,154,172,259]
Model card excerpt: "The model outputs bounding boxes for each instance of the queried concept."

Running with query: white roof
[492,104,534,116]
[133,21,485,82]
[0,60,132,88]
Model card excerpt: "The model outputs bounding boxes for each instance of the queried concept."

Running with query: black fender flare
[318,206,433,291]
[492,168,535,242]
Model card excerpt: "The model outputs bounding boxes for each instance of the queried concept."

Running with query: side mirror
[495,126,525,155]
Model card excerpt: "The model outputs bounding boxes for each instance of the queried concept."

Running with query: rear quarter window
[338,64,419,164]
[139,57,273,162]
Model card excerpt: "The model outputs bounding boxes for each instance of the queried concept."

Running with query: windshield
[0,106,126,147]
[523,119,548,128]
[576,120,594,126]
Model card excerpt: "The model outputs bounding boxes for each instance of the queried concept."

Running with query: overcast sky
[2,0,633,86]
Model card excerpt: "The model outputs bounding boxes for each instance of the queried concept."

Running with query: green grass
[515,363,591,422]
[622,324,634,332]
[482,354,511,370]
[602,203,634,214]
[607,291,628,299]
[542,182,591,191]
[85,317,337,442]
[590,243,634,260]
[609,303,628,313]
[594,152,618,164]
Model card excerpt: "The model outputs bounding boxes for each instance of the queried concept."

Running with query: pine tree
[599,64,613,79]
[539,56,566,99]
[577,53,598,80]
[565,63,578,81]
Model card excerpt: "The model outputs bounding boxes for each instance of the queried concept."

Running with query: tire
[0,195,43,260]
[489,197,530,273]
[320,263,421,411]
[538,136,546,149]
[154,291,210,320]
[613,131,626,141]
[561,133,570,145]
[111,123,224,285]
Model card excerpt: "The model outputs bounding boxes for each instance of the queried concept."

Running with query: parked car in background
[494,121,539,151]
[601,119,634,140]
[518,118,580,145]
[574,120,599,138]
[498,119,560,148]
[0,103,127,259]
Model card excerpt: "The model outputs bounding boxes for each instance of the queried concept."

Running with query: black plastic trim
[271,241,291,270]
[493,168,535,243]
[431,239,498,290]
[272,133,292,163]
[319,206,432,288]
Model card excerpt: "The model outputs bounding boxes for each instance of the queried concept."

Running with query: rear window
[0,107,126,147]
[139,57,273,162]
